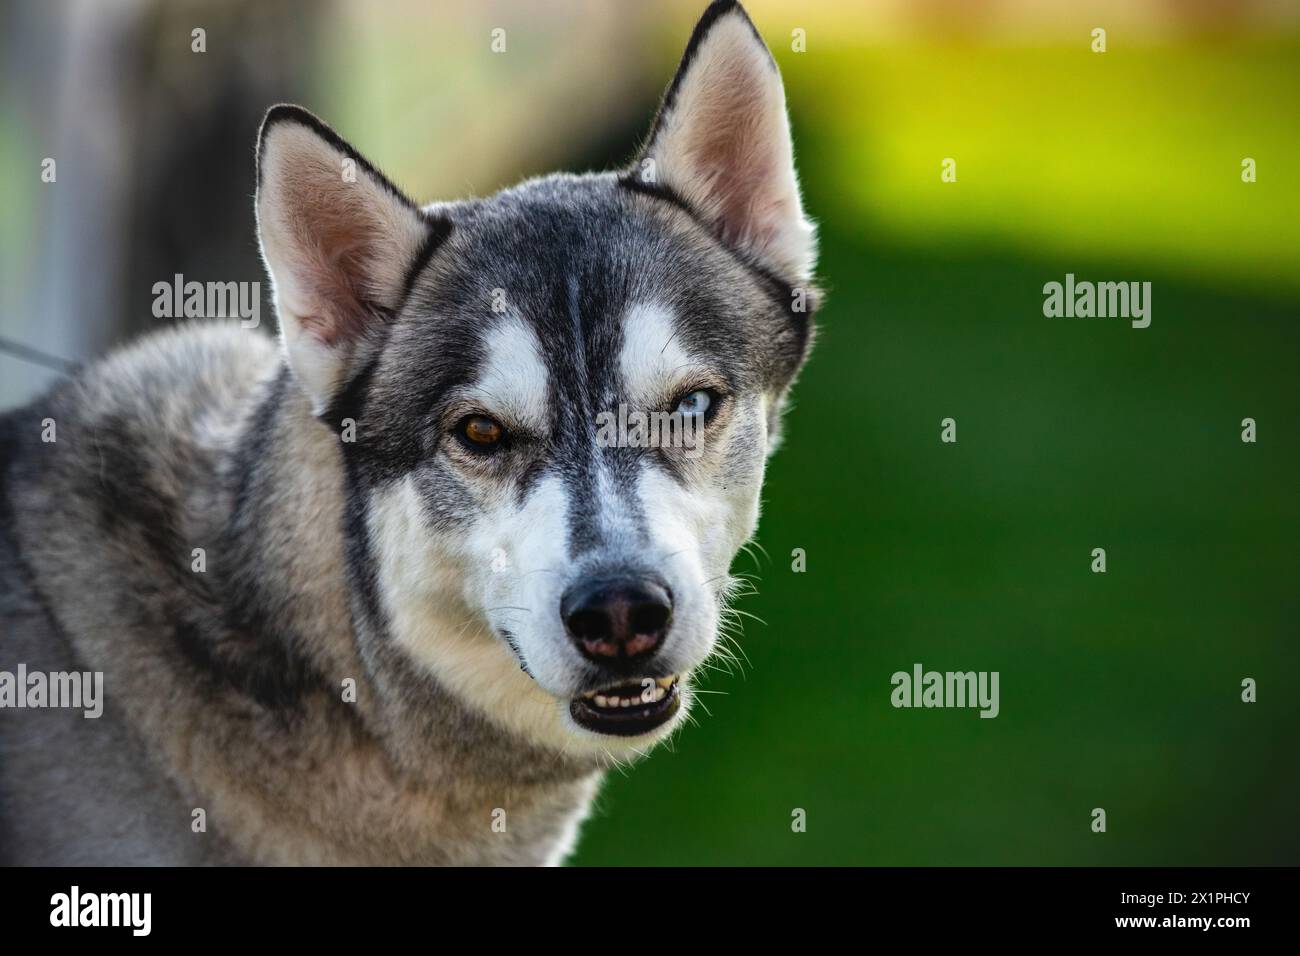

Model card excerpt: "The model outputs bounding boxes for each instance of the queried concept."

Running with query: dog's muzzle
[561,575,681,735]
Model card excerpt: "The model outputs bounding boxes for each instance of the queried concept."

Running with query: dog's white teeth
[583,678,676,709]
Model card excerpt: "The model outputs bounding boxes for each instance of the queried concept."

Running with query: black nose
[561,576,672,670]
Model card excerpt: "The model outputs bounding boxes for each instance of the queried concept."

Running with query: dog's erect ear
[632,1,815,283]
[256,105,440,415]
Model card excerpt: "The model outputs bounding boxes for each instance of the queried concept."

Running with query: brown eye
[460,414,504,449]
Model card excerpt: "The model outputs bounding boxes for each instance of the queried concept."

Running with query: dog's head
[255,1,818,758]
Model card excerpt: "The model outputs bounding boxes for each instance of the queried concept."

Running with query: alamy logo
[890,663,1000,718]
[50,886,151,936]
[0,664,103,718]
[595,404,703,458]
[1042,273,1151,328]
[152,273,261,328]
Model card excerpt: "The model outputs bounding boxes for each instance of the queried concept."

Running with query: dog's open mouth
[570,677,680,736]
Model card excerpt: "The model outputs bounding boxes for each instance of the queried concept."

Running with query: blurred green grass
[572,38,1300,865]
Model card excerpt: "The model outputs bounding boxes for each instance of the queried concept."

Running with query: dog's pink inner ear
[683,99,785,251]
[255,109,431,412]
[284,212,383,346]
[640,5,816,282]
[261,133,421,346]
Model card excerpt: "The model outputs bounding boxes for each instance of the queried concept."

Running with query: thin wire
[0,336,76,373]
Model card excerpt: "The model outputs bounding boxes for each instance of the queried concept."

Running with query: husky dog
[0,0,817,865]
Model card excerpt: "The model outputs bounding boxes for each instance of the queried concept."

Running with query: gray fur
[0,1,816,865]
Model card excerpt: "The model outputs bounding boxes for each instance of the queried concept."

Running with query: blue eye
[676,389,712,417]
